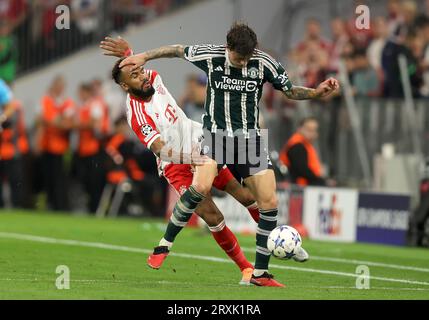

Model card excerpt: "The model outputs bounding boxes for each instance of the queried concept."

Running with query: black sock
[163,185,206,243]
[254,208,278,270]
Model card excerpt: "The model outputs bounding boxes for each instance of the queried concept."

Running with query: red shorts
[163,164,235,196]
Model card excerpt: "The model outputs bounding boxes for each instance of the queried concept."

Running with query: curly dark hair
[226,22,258,56]
[112,57,126,85]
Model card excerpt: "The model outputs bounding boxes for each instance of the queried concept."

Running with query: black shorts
[200,131,273,182]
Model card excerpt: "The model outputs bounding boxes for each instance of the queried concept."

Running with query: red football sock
[209,221,253,271]
[247,202,260,223]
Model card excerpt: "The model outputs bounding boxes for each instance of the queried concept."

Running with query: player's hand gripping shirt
[183,44,293,137]
[126,70,203,174]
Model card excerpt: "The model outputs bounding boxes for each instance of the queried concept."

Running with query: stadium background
[3,0,429,242]
[1,0,429,300]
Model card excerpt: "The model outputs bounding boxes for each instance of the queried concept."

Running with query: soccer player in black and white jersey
[114,23,339,287]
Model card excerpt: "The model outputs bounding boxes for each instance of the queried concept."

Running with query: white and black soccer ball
[267,225,302,259]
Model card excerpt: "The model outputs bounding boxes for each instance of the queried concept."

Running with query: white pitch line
[241,247,429,273]
[0,278,187,285]
[305,286,429,291]
[0,278,428,292]
[1,232,429,287]
[309,256,429,273]
[0,278,132,283]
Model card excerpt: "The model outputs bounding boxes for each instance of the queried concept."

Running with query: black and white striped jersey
[183,44,293,137]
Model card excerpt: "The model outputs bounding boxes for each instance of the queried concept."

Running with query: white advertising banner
[303,187,358,242]
[212,195,257,234]
[211,189,290,234]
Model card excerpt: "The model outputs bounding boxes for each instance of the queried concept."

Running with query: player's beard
[129,85,155,100]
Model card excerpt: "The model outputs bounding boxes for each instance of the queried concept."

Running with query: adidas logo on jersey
[215,66,223,72]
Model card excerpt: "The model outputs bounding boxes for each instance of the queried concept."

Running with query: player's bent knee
[258,196,278,210]
[192,182,212,196]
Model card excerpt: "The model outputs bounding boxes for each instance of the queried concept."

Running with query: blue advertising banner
[357,193,410,246]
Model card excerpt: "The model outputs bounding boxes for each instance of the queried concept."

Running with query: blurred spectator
[415,0,429,25]
[350,49,381,97]
[386,0,418,41]
[0,0,28,33]
[367,17,388,73]
[0,19,17,84]
[75,83,107,213]
[36,75,75,211]
[0,79,29,208]
[292,18,330,88]
[104,116,163,215]
[180,74,207,123]
[111,0,147,31]
[91,78,111,135]
[279,117,334,187]
[141,0,173,17]
[110,0,175,31]
[382,30,422,98]
[303,41,329,88]
[0,0,27,77]
[328,18,350,73]
[402,0,419,34]
[100,77,127,127]
[296,18,331,53]
[418,17,429,97]
[387,0,404,37]
[71,0,101,45]
[409,157,429,246]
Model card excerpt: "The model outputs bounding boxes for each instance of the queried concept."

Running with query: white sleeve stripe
[186,53,224,62]
[135,100,146,125]
[259,53,280,68]
[132,100,144,125]
[196,48,225,54]
[254,50,280,68]
[195,50,225,56]
[255,55,280,73]
[147,133,161,149]
[195,45,224,51]
[126,96,133,128]
[197,47,224,52]
[131,100,140,125]
[138,102,148,123]
[135,100,145,125]
[261,59,278,78]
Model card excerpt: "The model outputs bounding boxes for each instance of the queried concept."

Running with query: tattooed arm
[118,45,185,71]
[143,45,185,60]
[284,86,319,100]
[100,37,184,59]
[284,78,340,100]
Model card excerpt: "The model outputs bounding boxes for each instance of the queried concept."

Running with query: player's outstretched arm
[119,45,185,71]
[284,77,340,100]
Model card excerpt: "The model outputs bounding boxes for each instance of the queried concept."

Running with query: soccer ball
[267,225,302,259]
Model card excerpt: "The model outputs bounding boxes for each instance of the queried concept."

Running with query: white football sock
[253,269,268,277]
[159,238,173,249]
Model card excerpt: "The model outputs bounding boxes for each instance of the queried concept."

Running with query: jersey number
[165,104,178,124]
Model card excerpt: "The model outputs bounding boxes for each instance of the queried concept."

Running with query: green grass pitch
[0,210,428,299]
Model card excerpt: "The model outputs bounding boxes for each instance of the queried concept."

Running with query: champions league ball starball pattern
[267,225,302,259]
